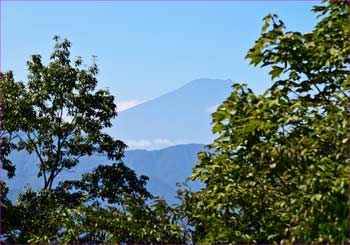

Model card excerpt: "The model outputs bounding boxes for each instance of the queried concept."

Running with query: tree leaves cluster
[3,36,126,189]
[1,37,187,243]
[185,1,350,243]
[3,164,186,244]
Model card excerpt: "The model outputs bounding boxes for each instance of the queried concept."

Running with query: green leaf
[269,65,284,80]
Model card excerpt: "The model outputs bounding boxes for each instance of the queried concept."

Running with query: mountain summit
[109,78,233,149]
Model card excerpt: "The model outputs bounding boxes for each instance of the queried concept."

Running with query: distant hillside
[4,78,232,202]
[4,144,205,203]
[124,143,205,202]
[108,78,233,149]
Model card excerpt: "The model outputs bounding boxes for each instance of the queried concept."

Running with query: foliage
[186,1,350,243]
[1,37,187,244]
[53,197,186,244]
[3,164,186,244]
[0,181,20,242]
[1,71,31,178]
[59,162,152,205]
[4,36,126,189]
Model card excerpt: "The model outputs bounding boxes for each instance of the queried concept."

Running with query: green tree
[186,1,350,243]
[58,164,187,244]
[1,37,188,244]
[1,71,31,178]
[10,36,126,189]
[5,164,186,244]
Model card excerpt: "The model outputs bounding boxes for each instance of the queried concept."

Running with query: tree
[1,37,188,244]
[7,36,126,189]
[1,71,30,178]
[56,164,187,244]
[5,164,187,244]
[186,1,350,243]
[0,181,20,242]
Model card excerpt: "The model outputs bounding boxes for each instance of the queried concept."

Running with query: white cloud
[116,98,153,112]
[116,100,145,112]
[154,138,187,146]
[154,138,172,145]
[125,139,152,148]
[125,138,187,149]
[207,104,219,113]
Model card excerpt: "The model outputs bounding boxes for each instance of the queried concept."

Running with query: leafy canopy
[186,1,350,243]
[1,37,188,244]
[2,36,126,189]
[5,163,186,244]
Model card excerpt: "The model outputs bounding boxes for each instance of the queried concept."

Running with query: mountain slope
[124,143,205,202]
[108,78,233,149]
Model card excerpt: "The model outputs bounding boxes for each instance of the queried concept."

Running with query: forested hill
[4,144,205,202]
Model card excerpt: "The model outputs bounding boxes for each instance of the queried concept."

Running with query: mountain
[108,78,233,149]
[4,144,205,203]
[4,78,233,202]
[123,143,205,202]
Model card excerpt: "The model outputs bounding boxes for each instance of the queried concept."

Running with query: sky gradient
[2,1,320,109]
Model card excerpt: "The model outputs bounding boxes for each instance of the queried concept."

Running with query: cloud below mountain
[125,138,187,149]
[116,98,152,112]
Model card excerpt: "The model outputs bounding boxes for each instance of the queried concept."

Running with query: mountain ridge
[109,78,233,149]
[119,78,233,114]
[4,143,206,203]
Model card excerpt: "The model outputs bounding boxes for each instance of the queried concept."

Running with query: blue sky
[2,1,320,110]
